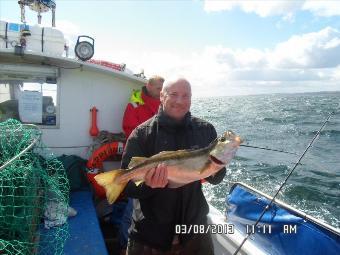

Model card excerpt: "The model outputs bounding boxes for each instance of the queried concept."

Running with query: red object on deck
[86,142,125,169]
[86,142,125,199]
[89,106,99,137]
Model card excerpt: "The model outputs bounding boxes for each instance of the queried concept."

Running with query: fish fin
[134,180,144,186]
[94,170,128,204]
[151,150,189,159]
[128,157,148,168]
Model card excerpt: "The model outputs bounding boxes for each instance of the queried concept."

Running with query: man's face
[160,80,191,121]
[147,80,163,99]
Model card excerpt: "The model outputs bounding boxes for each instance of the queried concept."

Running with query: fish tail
[94,170,128,204]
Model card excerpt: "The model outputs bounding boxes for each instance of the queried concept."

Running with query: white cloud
[55,20,80,39]
[54,20,81,56]
[199,27,340,71]
[204,0,302,17]
[303,1,340,17]
[332,65,340,80]
[227,68,331,81]
[94,26,340,96]
[203,0,237,12]
[204,0,340,17]
[64,24,340,96]
[212,47,267,68]
[270,27,340,68]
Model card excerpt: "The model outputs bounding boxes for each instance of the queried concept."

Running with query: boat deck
[64,191,109,255]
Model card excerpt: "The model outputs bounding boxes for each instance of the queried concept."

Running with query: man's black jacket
[121,109,226,251]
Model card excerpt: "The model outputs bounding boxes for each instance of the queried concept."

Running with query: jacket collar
[141,86,160,107]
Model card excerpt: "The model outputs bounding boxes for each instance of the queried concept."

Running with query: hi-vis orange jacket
[122,86,160,138]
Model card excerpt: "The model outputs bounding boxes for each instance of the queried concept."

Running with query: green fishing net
[0,119,69,255]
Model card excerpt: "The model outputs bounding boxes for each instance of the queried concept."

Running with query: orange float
[86,141,125,198]
[89,106,99,137]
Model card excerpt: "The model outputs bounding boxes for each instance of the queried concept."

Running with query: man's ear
[160,91,165,103]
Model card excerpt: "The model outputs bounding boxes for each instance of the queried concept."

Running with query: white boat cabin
[0,49,146,158]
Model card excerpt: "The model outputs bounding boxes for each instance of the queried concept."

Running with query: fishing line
[240,144,298,155]
[233,111,335,255]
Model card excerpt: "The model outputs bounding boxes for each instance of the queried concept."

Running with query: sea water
[191,91,340,229]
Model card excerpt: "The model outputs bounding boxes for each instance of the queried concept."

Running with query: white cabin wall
[0,85,10,102]
[41,68,144,158]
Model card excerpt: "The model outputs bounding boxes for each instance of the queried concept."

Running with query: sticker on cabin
[8,23,20,32]
[19,91,42,123]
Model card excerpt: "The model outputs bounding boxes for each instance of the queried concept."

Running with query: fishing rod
[233,111,335,255]
[240,144,298,155]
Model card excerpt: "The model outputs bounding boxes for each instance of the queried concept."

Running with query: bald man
[121,78,226,255]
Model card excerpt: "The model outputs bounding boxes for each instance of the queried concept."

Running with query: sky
[1,0,340,97]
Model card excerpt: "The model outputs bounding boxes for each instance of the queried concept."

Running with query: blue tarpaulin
[226,184,340,255]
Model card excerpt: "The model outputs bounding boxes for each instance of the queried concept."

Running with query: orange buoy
[86,142,125,198]
[89,106,99,137]
[86,142,125,169]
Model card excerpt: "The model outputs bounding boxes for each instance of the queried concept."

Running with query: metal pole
[52,7,56,27]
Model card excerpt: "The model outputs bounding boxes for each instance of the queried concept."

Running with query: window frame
[0,65,60,128]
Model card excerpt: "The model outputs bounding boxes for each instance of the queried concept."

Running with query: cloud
[162,27,340,96]
[204,0,302,17]
[271,27,340,68]
[303,1,340,17]
[55,20,80,38]
[332,66,340,80]
[54,20,81,56]
[208,46,267,68]
[227,68,331,81]
[204,0,340,17]
[92,27,340,97]
[202,27,340,71]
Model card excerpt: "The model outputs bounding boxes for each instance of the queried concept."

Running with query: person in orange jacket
[122,75,165,138]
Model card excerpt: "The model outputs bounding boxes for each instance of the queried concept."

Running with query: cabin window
[0,63,59,128]
[0,81,59,128]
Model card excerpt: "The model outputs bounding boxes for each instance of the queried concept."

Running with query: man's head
[146,75,164,99]
[160,78,192,121]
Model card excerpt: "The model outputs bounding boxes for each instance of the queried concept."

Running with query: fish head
[209,131,243,165]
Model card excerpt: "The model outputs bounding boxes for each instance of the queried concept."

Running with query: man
[117,75,164,254]
[122,75,164,138]
[122,78,226,254]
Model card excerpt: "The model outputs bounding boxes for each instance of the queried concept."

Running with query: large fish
[95,131,242,204]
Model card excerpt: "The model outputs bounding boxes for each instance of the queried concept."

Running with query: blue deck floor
[64,191,108,255]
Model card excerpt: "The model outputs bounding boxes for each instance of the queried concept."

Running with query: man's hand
[145,163,168,188]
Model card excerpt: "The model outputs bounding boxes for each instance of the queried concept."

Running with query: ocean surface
[191,91,340,229]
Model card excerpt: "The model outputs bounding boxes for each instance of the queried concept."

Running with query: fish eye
[220,137,226,142]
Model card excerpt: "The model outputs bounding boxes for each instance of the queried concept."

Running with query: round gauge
[46,105,55,114]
